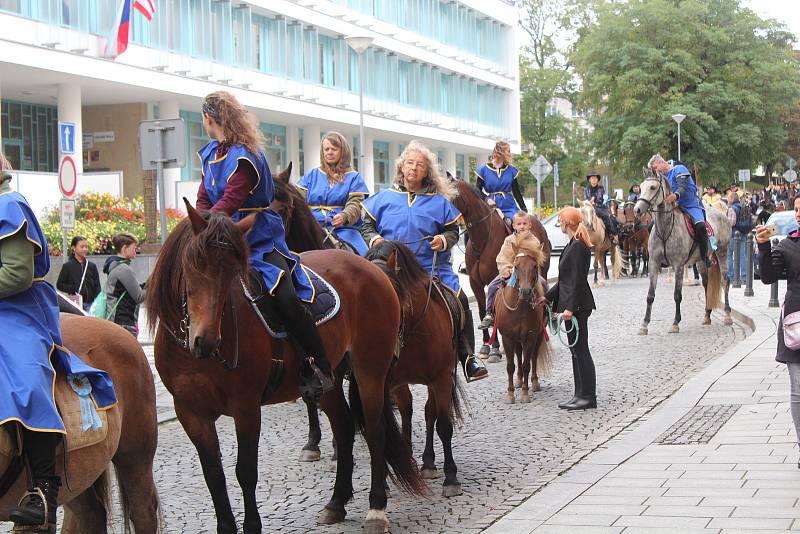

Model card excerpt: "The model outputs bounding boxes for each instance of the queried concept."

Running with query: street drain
[656,404,739,445]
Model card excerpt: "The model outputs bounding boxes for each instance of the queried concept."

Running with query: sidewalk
[481,276,799,534]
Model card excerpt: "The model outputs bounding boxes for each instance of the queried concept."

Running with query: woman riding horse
[361,141,487,382]
[0,154,116,532]
[474,141,527,222]
[298,132,370,254]
[195,91,334,402]
[584,171,619,239]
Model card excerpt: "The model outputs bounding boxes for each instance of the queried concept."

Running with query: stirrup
[463,355,488,383]
[299,357,335,405]
[11,488,53,533]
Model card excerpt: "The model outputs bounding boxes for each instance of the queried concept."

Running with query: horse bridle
[639,173,677,263]
[463,206,497,259]
[498,252,541,311]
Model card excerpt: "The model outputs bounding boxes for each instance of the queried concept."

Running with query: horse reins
[639,174,677,264]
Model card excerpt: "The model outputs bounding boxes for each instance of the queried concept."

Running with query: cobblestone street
[147,275,748,533]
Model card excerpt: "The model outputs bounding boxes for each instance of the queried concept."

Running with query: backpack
[734,202,753,233]
[89,263,127,320]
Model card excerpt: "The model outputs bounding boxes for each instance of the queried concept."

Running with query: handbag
[782,306,800,350]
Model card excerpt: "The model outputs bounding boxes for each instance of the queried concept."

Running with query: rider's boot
[479,312,494,330]
[694,221,713,268]
[458,292,488,382]
[10,476,60,532]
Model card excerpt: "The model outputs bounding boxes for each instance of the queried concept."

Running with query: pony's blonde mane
[512,232,546,267]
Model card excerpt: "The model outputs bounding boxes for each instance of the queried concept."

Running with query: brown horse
[494,243,552,404]
[365,241,467,497]
[448,177,551,361]
[146,205,425,534]
[0,315,161,533]
[617,202,650,277]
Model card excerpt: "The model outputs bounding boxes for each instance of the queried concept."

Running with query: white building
[0,0,520,210]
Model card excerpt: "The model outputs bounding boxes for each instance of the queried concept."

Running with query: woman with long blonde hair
[474,141,527,221]
[195,91,334,401]
[541,206,597,410]
[361,140,487,381]
[298,132,370,254]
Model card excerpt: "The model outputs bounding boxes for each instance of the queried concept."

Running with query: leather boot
[459,351,488,382]
[558,356,581,408]
[694,222,712,268]
[10,476,60,532]
[564,354,597,410]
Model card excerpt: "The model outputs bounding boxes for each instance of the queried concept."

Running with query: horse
[633,168,732,335]
[618,202,650,277]
[365,241,467,497]
[494,243,552,404]
[146,204,425,534]
[579,201,624,287]
[0,315,161,533]
[448,177,551,362]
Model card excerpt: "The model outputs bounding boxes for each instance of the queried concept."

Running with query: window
[456,153,465,180]
[298,128,305,176]
[180,111,206,182]
[260,123,287,171]
[1,101,58,173]
[373,141,390,191]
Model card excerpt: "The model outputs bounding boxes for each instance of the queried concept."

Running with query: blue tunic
[298,167,370,255]
[666,163,705,223]
[475,163,521,218]
[199,141,314,301]
[362,187,462,293]
[0,190,116,434]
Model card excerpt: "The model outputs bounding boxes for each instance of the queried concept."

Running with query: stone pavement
[482,277,800,534]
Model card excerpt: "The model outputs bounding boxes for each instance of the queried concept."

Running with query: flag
[133,0,155,21]
[104,0,132,59]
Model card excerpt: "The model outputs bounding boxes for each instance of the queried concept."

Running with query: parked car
[542,213,570,256]
[753,211,798,279]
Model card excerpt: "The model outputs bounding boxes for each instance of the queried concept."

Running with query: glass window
[319,35,335,87]
[260,123,287,171]
[1,100,58,173]
[373,141,390,190]
[180,110,206,182]
[298,128,305,176]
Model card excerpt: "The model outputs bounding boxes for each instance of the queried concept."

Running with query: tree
[571,0,800,183]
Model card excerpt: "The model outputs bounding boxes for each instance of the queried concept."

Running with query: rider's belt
[490,192,509,198]
[309,205,345,215]
[32,277,46,282]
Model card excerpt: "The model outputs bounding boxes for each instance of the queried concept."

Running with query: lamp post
[672,113,686,161]
[345,35,374,180]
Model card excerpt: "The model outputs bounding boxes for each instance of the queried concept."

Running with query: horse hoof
[668,325,680,334]
[442,484,463,497]
[532,380,541,392]
[487,354,502,364]
[599,281,606,287]
[520,392,531,403]
[504,392,515,404]
[478,345,491,359]
[421,467,439,479]
[299,449,321,462]
[638,327,648,336]
[592,283,599,288]
[362,519,389,534]
[318,507,346,525]
[724,316,733,326]
[702,317,711,326]
[326,459,337,472]
[514,379,522,389]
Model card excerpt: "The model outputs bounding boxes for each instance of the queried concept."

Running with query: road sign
[60,199,75,229]
[738,169,751,182]
[784,170,798,183]
[58,156,77,197]
[788,157,796,170]
[58,122,76,155]
[529,155,552,182]
[553,162,560,187]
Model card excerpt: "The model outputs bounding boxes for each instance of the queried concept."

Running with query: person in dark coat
[56,236,101,312]
[103,233,146,338]
[584,171,618,238]
[757,196,800,467]
[539,206,597,410]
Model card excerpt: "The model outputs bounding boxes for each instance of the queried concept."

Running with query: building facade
[0,0,520,208]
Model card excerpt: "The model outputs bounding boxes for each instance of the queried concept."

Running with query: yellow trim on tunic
[209,153,228,165]
[0,219,43,256]
[225,157,262,196]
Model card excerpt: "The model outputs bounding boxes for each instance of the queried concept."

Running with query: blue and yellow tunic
[199,140,315,301]
[475,163,522,218]
[362,186,463,293]
[298,167,370,255]
[0,189,116,433]
[666,163,705,223]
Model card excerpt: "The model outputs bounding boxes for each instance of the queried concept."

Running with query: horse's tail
[535,329,553,378]
[348,374,428,497]
[450,367,468,425]
[113,464,133,534]
[706,259,722,310]
[611,245,624,280]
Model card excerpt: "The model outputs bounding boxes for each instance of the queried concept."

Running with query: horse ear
[184,198,207,235]
[275,162,292,184]
[235,214,257,235]
[386,250,399,273]
[446,171,454,180]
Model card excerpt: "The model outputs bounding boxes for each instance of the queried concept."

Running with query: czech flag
[133,0,156,21]
[104,0,131,59]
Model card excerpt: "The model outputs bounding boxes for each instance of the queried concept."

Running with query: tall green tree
[571,0,800,184]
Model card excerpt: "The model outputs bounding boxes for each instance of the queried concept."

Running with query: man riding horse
[584,171,619,240]
[648,154,712,268]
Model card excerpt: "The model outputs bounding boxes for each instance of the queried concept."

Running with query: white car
[541,213,570,255]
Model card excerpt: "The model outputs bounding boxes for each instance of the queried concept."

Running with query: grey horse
[633,168,732,334]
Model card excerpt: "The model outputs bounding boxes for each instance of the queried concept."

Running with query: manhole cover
[656,404,739,445]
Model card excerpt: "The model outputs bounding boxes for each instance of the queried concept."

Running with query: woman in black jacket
[756,196,800,466]
[541,206,597,410]
[56,236,100,312]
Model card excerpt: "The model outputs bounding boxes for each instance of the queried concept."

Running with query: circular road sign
[58,156,77,197]
[784,169,798,183]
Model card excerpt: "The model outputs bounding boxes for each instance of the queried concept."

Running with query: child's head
[513,211,532,233]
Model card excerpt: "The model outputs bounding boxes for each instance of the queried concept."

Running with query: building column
[443,147,456,178]
[286,125,300,180]
[58,83,82,175]
[362,132,374,191]
[158,100,181,209]
[304,124,321,173]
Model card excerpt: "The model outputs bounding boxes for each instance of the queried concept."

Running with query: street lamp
[345,35,374,177]
[672,113,686,161]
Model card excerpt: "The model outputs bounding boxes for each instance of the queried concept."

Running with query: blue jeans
[727,231,748,280]
[788,362,800,447]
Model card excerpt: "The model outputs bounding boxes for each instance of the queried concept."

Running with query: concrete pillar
[362,132,374,191]
[443,147,456,178]
[304,124,321,173]
[58,83,82,175]
[0,80,3,149]
[158,99,181,209]
[286,125,300,180]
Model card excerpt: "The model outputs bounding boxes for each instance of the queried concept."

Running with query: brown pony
[0,315,161,533]
[494,240,552,404]
[365,241,467,497]
[146,204,425,534]
[448,177,551,360]
[618,202,650,277]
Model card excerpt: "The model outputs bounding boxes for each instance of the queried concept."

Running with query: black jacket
[103,256,146,329]
[546,238,596,314]
[56,256,101,305]
[759,234,800,364]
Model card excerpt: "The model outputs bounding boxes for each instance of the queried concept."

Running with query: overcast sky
[743,0,800,45]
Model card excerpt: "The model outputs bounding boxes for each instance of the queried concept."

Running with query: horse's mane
[365,240,429,308]
[451,178,491,216]
[145,212,249,332]
[273,178,327,251]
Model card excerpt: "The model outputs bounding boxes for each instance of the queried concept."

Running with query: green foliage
[571,0,800,182]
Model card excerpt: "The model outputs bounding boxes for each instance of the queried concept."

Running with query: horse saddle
[680,209,714,239]
[247,266,340,338]
[431,280,465,344]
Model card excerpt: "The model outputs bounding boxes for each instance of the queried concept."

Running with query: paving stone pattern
[657,405,740,445]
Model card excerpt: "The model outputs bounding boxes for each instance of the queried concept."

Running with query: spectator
[103,232,146,338]
[56,236,101,312]
[726,190,751,281]
[756,200,774,226]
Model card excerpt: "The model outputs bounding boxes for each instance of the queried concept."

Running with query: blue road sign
[59,122,76,155]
